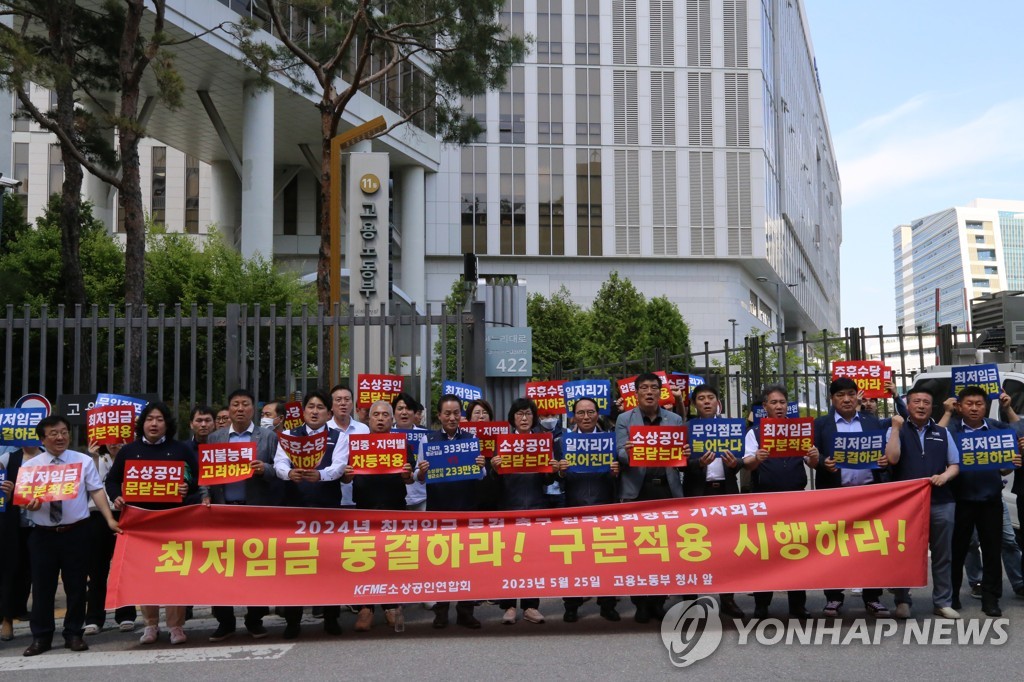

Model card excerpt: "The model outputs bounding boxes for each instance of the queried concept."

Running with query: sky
[802,0,1024,331]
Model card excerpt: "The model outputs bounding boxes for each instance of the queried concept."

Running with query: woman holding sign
[104,402,197,646]
[272,389,348,638]
[491,398,558,625]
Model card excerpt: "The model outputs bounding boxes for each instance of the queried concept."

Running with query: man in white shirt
[327,384,369,507]
[16,416,120,657]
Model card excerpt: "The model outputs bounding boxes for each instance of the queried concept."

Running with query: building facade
[893,198,1024,333]
[3,0,841,355]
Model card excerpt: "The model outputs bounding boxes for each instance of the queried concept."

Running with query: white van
[909,364,1024,530]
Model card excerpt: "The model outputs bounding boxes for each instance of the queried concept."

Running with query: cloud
[836,98,1024,206]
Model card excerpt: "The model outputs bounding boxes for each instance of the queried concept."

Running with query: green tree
[584,271,650,366]
[646,295,692,371]
[233,0,526,307]
[0,195,123,310]
[0,192,31,256]
[527,287,588,379]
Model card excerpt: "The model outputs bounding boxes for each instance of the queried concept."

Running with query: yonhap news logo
[660,597,723,668]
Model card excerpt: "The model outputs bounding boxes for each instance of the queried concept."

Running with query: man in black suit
[202,388,281,641]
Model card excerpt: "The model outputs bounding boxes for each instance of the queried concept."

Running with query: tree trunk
[318,108,334,308]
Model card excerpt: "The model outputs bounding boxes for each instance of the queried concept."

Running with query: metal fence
[555,326,975,419]
[1,302,472,417]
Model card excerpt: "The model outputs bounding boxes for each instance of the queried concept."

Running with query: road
[1,584,1021,681]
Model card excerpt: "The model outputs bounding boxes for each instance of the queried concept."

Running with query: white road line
[3,643,295,671]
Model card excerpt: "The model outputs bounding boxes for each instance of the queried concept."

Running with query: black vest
[286,425,342,509]
[893,421,954,505]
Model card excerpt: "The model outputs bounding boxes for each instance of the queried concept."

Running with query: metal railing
[2,302,471,416]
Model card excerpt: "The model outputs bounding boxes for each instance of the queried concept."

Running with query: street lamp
[728,318,737,349]
[756,276,797,379]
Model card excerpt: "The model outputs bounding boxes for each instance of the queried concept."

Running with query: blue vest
[893,421,953,505]
[946,418,1006,503]
[287,425,341,509]
[751,430,807,493]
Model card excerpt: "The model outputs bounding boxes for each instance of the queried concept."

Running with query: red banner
[460,421,510,458]
[279,432,327,470]
[282,401,304,431]
[494,433,554,473]
[760,418,815,458]
[105,480,931,608]
[86,406,135,446]
[123,460,184,503]
[198,443,255,486]
[12,463,83,505]
[348,433,407,474]
[356,374,404,408]
[832,361,891,399]
[628,425,688,467]
[525,380,566,416]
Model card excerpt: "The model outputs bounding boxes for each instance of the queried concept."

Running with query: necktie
[50,456,62,524]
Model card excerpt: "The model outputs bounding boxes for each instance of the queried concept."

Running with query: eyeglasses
[514,410,533,418]
[575,409,598,417]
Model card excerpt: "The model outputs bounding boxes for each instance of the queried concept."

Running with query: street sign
[485,327,532,377]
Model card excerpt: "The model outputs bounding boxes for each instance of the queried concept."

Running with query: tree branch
[265,0,325,86]
[322,0,366,77]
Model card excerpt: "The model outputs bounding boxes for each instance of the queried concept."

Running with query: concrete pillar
[82,100,116,228]
[210,160,241,247]
[241,82,274,259]
[398,166,426,304]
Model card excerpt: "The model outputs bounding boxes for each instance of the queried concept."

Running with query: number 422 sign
[485,327,533,377]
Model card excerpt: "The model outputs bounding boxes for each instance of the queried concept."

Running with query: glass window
[151,146,167,227]
[538,147,564,255]
[282,175,298,236]
[13,95,29,132]
[48,144,64,197]
[185,155,200,234]
[461,146,487,254]
[13,142,29,195]
[966,221,983,231]
[576,148,602,256]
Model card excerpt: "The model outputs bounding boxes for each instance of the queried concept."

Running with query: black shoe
[563,608,578,623]
[983,603,1002,617]
[23,640,51,657]
[721,599,745,619]
[311,606,325,619]
[456,610,481,629]
[283,623,301,640]
[970,584,982,599]
[651,605,667,621]
[432,607,449,629]
[753,607,769,620]
[208,624,236,642]
[246,622,268,639]
[634,603,651,624]
[64,636,88,652]
[600,606,621,622]
[789,608,810,620]
[323,617,343,636]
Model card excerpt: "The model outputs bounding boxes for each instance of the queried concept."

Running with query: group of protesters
[1,369,1022,658]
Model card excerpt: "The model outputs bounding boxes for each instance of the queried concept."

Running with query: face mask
[540,417,559,430]
[260,417,275,429]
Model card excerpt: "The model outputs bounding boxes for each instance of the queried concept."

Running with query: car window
[1000,378,1024,421]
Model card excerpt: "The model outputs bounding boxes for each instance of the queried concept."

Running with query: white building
[893,198,1024,333]
[3,0,841,355]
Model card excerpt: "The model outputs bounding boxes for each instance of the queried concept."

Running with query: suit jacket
[615,406,685,501]
[814,409,888,489]
[203,424,282,505]
[682,418,741,497]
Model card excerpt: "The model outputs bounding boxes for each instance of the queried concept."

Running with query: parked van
[909,364,1024,530]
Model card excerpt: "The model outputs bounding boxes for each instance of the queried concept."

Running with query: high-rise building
[3,0,840,353]
[428,0,842,349]
[894,198,1024,333]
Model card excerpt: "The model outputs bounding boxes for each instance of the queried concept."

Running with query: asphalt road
[2,583,1022,681]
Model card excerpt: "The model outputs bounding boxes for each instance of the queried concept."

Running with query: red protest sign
[356,374,405,409]
[279,432,328,470]
[12,463,84,505]
[760,417,815,458]
[348,433,408,474]
[525,381,566,416]
[106,479,931,609]
[665,372,690,409]
[628,425,688,467]
[282,401,304,431]
[495,433,554,473]
[86,406,135,446]
[198,442,256,486]
[460,421,510,458]
[831,361,890,399]
[122,460,185,503]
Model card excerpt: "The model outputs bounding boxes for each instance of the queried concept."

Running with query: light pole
[728,318,737,349]
[756,276,796,380]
